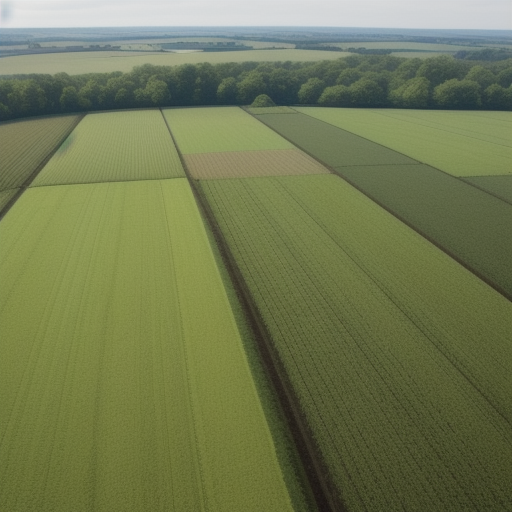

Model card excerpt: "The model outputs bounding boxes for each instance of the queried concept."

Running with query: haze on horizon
[0,0,511,31]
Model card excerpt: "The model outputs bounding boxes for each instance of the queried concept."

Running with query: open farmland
[0,49,348,76]
[1,106,512,512]
[31,110,184,186]
[293,107,512,177]
[0,114,81,192]
[200,174,512,512]
[0,178,302,512]
[255,109,512,298]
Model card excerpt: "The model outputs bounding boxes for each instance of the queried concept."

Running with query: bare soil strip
[184,148,330,180]
[160,109,340,512]
[0,114,85,221]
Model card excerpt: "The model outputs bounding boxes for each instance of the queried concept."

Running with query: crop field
[164,107,293,154]
[184,149,329,179]
[332,164,512,296]
[255,109,512,298]
[463,175,512,204]
[200,174,512,512]
[0,178,301,512]
[293,107,512,177]
[2,106,512,512]
[254,111,417,167]
[31,110,184,186]
[0,115,81,192]
[0,49,347,76]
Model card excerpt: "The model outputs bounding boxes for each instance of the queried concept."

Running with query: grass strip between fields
[200,174,512,512]
[0,179,296,512]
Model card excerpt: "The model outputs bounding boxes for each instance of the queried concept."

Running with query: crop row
[255,110,512,298]
[0,178,296,512]
[200,174,512,512]
[0,114,81,192]
[31,110,184,187]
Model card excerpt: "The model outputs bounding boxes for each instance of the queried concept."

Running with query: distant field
[294,107,512,177]
[201,174,512,512]
[164,107,293,154]
[0,115,81,191]
[32,110,184,186]
[0,49,347,75]
[321,41,485,51]
[184,148,329,179]
[463,175,512,203]
[0,178,297,512]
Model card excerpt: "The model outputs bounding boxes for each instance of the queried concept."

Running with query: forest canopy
[0,54,511,121]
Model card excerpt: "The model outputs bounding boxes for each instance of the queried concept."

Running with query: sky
[1,0,511,30]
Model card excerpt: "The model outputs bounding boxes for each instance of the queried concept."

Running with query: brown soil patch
[184,148,330,180]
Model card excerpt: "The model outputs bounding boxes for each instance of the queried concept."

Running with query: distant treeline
[1,54,511,121]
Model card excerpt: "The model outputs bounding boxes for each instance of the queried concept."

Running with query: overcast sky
[1,0,511,30]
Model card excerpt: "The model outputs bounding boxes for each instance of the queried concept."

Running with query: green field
[255,110,512,297]
[164,107,293,154]
[293,107,512,177]
[0,178,299,512]
[0,115,81,192]
[200,174,512,512]
[320,41,488,52]
[334,164,512,296]
[2,107,512,512]
[463,175,512,203]
[32,110,184,186]
[0,49,347,76]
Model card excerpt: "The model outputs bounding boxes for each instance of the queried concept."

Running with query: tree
[250,94,276,107]
[433,79,482,109]
[145,76,170,105]
[350,78,386,107]
[267,68,298,104]
[217,77,238,104]
[497,67,512,88]
[336,68,363,86]
[7,79,47,116]
[298,78,325,104]
[483,84,512,110]
[317,85,352,107]
[416,55,465,87]
[465,66,496,89]
[78,79,100,110]
[60,86,79,111]
[389,77,430,108]
[236,72,266,104]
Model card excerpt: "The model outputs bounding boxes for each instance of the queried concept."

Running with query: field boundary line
[0,113,86,221]
[295,109,512,204]
[459,177,512,206]
[250,110,512,303]
[160,108,342,512]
